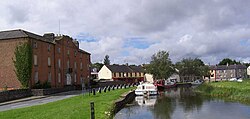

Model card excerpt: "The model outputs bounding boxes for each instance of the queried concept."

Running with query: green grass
[0,87,135,119]
[196,79,250,104]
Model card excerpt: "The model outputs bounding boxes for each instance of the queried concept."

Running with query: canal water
[114,87,250,119]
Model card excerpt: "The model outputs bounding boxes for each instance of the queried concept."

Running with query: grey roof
[106,65,145,73]
[0,29,53,43]
[209,65,247,70]
[129,65,145,72]
[106,65,133,73]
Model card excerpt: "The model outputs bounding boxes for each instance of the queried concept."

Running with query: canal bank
[196,80,250,104]
[114,87,250,119]
[0,87,135,119]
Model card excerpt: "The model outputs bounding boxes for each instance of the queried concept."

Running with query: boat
[135,96,157,106]
[191,79,203,85]
[135,82,158,96]
[154,79,177,90]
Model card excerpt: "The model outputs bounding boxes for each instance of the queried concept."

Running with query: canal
[114,87,250,119]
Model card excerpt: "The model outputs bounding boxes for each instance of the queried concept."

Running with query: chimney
[43,33,55,42]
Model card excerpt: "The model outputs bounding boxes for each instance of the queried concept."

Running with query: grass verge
[196,79,250,104]
[0,87,135,119]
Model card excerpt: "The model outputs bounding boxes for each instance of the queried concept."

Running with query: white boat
[135,82,158,96]
[135,96,157,106]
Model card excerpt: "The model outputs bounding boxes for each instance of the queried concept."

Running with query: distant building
[209,64,247,81]
[0,29,91,89]
[98,65,145,83]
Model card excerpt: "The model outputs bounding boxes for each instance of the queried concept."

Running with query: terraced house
[209,64,247,81]
[0,29,91,89]
[98,64,145,83]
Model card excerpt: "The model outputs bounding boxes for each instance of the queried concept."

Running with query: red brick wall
[0,38,28,88]
[31,39,55,87]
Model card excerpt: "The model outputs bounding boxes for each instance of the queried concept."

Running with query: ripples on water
[114,87,250,119]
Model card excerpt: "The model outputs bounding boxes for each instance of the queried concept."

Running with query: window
[67,50,70,55]
[74,73,77,83]
[80,62,83,70]
[80,53,82,59]
[74,51,77,57]
[58,72,61,83]
[34,55,37,66]
[48,57,51,66]
[48,44,51,51]
[58,59,61,68]
[48,72,51,82]
[67,60,70,68]
[34,71,38,83]
[74,62,77,70]
[58,48,61,53]
[33,41,37,48]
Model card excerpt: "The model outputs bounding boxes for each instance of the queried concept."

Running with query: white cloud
[1,0,250,64]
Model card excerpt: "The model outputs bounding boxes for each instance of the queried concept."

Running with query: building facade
[98,65,145,83]
[209,64,247,81]
[0,29,90,89]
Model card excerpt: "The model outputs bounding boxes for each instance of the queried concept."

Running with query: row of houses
[95,64,249,83]
[97,65,145,83]
[0,29,91,89]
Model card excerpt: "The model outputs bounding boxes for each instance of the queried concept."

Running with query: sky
[1,0,250,65]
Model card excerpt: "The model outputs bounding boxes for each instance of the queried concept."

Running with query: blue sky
[1,0,250,64]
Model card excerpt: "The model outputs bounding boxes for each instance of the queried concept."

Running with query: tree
[13,43,32,88]
[146,51,175,80]
[103,55,110,65]
[218,58,241,65]
[91,62,104,71]
[175,58,209,82]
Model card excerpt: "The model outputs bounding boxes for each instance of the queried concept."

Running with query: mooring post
[90,102,95,119]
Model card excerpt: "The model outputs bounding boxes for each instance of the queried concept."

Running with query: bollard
[93,89,96,95]
[90,102,95,119]
[108,86,111,91]
[116,85,119,89]
[104,87,107,93]
[112,86,115,90]
[98,88,102,93]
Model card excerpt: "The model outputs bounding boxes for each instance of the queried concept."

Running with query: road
[0,90,87,112]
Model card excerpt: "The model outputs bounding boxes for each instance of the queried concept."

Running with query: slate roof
[129,65,145,72]
[0,29,53,43]
[209,65,247,70]
[106,65,144,73]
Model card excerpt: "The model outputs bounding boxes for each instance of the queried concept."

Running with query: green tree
[146,51,175,80]
[91,62,104,71]
[103,55,110,65]
[175,58,209,82]
[13,43,32,88]
[218,58,241,65]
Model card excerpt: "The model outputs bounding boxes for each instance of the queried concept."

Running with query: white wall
[247,66,250,75]
[145,73,154,83]
[167,73,180,82]
[98,65,112,80]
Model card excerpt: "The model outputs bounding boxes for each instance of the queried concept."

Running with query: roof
[129,65,145,72]
[79,49,91,55]
[209,65,247,70]
[106,65,145,73]
[106,65,133,73]
[0,29,53,43]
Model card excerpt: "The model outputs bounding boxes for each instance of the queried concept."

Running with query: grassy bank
[0,87,135,119]
[196,80,250,104]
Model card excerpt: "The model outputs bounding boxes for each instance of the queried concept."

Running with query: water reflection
[114,87,250,119]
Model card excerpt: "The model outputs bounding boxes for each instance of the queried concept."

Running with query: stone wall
[0,89,32,103]
[31,86,74,96]
[112,90,135,115]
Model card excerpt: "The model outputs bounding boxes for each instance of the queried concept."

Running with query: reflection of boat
[135,96,157,106]
[154,79,177,90]
[191,80,203,85]
[135,82,158,96]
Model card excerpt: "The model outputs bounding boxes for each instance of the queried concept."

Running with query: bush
[33,81,51,89]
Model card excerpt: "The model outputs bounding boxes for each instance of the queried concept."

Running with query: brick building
[0,29,91,89]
